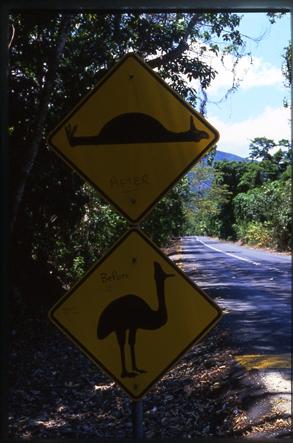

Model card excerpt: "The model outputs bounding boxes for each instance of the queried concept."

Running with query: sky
[201,13,291,158]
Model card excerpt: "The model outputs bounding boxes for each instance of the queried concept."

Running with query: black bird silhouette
[97,261,174,378]
[65,112,209,147]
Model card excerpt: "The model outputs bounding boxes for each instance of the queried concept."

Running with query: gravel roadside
[8,314,242,439]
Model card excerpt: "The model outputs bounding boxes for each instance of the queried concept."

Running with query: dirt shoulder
[8,313,243,439]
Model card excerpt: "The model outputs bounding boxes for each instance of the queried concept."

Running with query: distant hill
[187,150,246,192]
[213,150,246,163]
[196,150,246,167]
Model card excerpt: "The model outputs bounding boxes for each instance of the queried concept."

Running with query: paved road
[171,236,291,431]
[173,236,291,355]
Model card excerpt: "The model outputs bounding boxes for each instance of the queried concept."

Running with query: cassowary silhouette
[65,113,209,147]
[97,261,174,378]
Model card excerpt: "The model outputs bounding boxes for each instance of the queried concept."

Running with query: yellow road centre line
[235,354,291,370]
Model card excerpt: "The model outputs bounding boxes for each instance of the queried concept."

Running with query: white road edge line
[195,237,261,266]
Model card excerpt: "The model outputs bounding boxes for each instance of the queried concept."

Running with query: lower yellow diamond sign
[49,229,222,399]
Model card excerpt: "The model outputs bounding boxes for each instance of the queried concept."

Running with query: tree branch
[8,24,15,49]
[11,14,73,233]
[147,14,201,69]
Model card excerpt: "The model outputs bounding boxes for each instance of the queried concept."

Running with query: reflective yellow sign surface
[48,53,219,222]
[49,229,222,399]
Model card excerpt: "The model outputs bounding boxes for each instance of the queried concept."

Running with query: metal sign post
[132,399,144,439]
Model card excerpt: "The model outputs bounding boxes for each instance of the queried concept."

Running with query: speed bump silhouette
[65,112,209,146]
[97,261,174,378]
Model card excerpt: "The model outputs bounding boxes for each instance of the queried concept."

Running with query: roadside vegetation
[187,136,292,252]
[186,35,291,251]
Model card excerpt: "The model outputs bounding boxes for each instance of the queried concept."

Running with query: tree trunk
[10,14,72,233]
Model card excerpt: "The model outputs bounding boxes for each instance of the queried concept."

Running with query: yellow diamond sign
[49,229,222,399]
[48,53,219,223]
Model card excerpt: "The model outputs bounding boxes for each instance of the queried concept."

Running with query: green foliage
[282,42,291,108]
[209,160,245,239]
[233,221,273,248]
[281,164,292,181]
[141,176,192,246]
[237,162,263,192]
[72,256,86,280]
[233,189,264,223]
[190,140,292,251]
[249,137,275,161]
[47,185,128,287]
[233,179,292,251]
[282,42,292,89]
[186,164,231,236]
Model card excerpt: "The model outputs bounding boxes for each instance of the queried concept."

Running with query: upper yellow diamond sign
[48,53,219,223]
[49,229,222,399]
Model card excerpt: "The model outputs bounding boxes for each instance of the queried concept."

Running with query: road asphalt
[171,236,292,437]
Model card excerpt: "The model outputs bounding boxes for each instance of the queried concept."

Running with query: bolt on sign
[48,53,219,223]
[49,229,222,400]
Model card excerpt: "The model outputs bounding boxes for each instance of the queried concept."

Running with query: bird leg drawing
[97,261,174,378]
